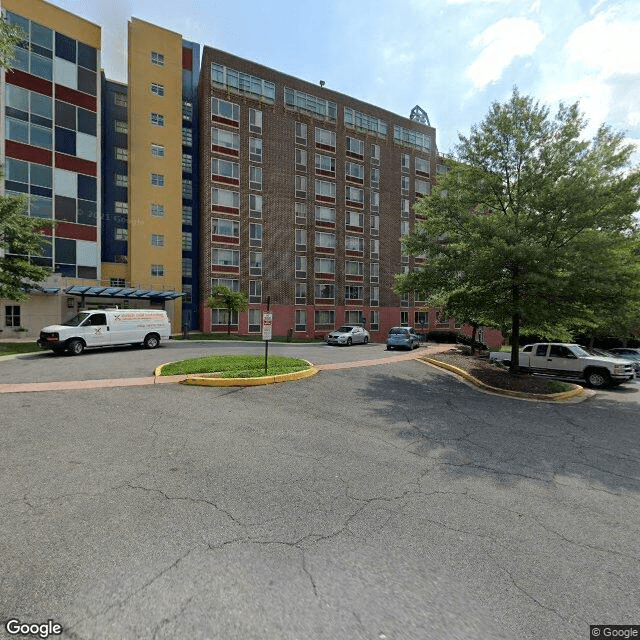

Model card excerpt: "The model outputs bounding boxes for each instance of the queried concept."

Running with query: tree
[0,16,54,301]
[208,285,248,335]
[397,88,640,372]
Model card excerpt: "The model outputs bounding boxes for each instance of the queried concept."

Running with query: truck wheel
[585,368,610,388]
[68,339,84,356]
[144,334,160,349]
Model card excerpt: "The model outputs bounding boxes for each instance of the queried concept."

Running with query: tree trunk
[470,322,478,355]
[227,308,231,336]
[509,282,520,374]
[589,332,595,348]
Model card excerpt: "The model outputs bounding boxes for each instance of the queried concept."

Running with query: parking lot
[1,340,638,639]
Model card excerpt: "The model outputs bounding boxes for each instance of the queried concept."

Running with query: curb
[154,360,319,387]
[420,357,585,402]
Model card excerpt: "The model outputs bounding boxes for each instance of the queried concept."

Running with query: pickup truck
[489,343,635,388]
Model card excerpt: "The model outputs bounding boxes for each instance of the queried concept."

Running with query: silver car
[326,325,370,346]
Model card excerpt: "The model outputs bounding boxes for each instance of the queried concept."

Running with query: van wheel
[585,368,610,388]
[68,339,84,356]
[144,334,160,349]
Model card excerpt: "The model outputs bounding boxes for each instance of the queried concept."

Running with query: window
[182,258,192,278]
[285,87,337,121]
[370,238,379,258]
[212,218,239,238]
[345,236,364,253]
[182,128,192,147]
[115,201,128,214]
[249,166,262,190]
[416,157,430,175]
[151,173,165,187]
[151,51,164,66]
[212,187,240,209]
[211,97,240,123]
[401,220,409,236]
[371,191,380,212]
[250,251,262,275]
[250,222,263,247]
[370,215,379,236]
[345,186,364,205]
[211,127,240,152]
[182,154,192,172]
[295,228,307,250]
[314,258,335,275]
[315,310,335,326]
[110,278,126,287]
[314,283,335,300]
[212,278,239,291]
[370,262,379,282]
[5,305,21,327]
[115,174,128,187]
[114,92,127,107]
[183,100,193,122]
[345,162,364,182]
[296,122,307,144]
[182,232,192,251]
[394,125,431,151]
[249,280,262,304]
[402,198,410,218]
[315,127,336,150]
[295,202,307,223]
[295,309,307,331]
[212,249,240,266]
[150,112,164,127]
[371,167,380,188]
[401,176,409,195]
[295,283,306,305]
[346,211,363,228]
[345,260,363,276]
[346,136,364,157]
[250,138,263,163]
[212,158,240,181]
[312,206,335,226]
[151,203,165,218]
[151,144,165,158]
[115,120,128,134]
[115,228,128,241]
[211,63,276,102]
[315,231,335,249]
[315,180,336,200]
[296,148,307,169]
[248,308,261,333]
[151,234,165,247]
[344,107,388,136]
[315,154,335,175]
[370,310,379,331]
[415,179,430,197]
[211,309,238,327]
[345,285,363,300]
[182,206,192,225]
[370,286,379,306]
[151,264,164,277]
[295,175,307,198]
[115,147,128,161]
[151,82,164,97]
[249,108,262,133]
[401,154,410,172]
[401,311,409,325]
[371,144,380,164]
[295,255,307,278]
[250,194,263,218]
[415,310,429,326]
[183,285,193,305]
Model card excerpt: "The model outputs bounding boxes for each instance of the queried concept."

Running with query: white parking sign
[262,313,273,341]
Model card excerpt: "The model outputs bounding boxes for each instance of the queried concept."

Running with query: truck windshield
[63,312,91,327]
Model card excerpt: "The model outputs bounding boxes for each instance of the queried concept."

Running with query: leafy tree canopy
[397,88,640,370]
[209,285,249,335]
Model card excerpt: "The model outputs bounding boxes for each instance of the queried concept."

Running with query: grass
[542,380,575,393]
[173,333,320,343]
[159,354,311,378]
[0,342,41,356]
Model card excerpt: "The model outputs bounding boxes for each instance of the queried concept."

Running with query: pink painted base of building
[199,304,504,348]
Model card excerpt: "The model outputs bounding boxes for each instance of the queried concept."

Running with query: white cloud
[466,17,544,89]
[566,9,640,76]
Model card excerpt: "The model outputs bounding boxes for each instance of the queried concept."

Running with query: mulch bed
[427,349,571,394]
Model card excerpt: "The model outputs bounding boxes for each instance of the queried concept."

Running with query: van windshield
[63,312,91,327]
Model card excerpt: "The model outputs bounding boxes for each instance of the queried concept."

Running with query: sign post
[262,296,272,374]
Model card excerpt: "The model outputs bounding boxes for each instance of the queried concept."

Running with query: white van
[37,309,172,355]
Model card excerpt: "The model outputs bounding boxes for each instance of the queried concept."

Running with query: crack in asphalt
[151,595,195,640]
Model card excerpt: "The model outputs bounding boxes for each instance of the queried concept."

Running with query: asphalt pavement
[0,342,638,640]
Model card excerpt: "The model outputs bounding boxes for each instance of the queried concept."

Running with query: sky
[49,0,640,161]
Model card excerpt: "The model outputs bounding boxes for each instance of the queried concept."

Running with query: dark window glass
[77,266,97,279]
[55,101,76,129]
[77,175,97,201]
[55,127,76,155]
[32,257,53,268]
[77,43,97,71]
[55,32,76,63]
[77,67,97,96]
[77,108,96,136]
[31,43,53,59]
[31,22,53,50]
[89,313,106,325]
[77,199,97,225]
[55,238,76,264]
[5,181,28,194]
[55,263,76,277]
[55,195,76,222]
[5,106,28,122]
[30,196,53,219]
[30,185,52,198]
[30,114,53,129]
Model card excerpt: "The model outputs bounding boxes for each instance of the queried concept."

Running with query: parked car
[608,348,640,377]
[326,325,370,346]
[386,326,421,350]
